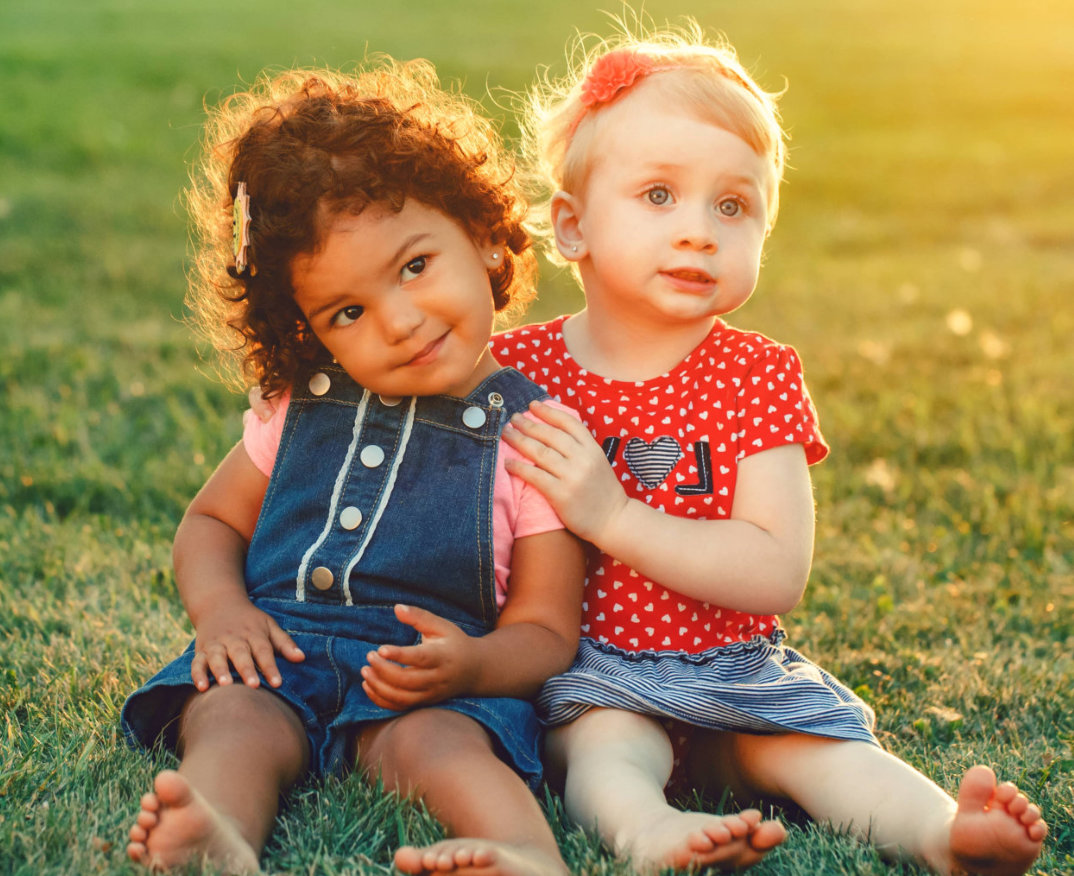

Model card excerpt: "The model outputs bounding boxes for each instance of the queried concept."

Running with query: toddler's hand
[247,386,277,423]
[502,401,629,544]
[361,604,478,710]
[191,601,304,692]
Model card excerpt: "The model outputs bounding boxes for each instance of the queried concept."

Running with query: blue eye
[718,198,742,217]
[401,256,427,280]
[333,305,364,327]
[645,187,672,206]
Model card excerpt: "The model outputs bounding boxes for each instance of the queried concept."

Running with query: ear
[480,240,503,271]
[551,191,586,261]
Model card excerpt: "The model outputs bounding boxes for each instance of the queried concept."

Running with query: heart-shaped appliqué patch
[623,436,684,488]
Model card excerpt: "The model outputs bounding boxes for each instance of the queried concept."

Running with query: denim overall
[122,364,549,785]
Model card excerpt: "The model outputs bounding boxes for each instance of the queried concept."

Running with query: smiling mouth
[405,333,448,366]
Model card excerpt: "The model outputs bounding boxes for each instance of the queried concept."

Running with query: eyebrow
[643,163,764,190]
[386,231,430,269]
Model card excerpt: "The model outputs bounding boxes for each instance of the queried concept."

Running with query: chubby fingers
[392,603,458,639]
[190,628,304,692]
[191,642,254,690]
[250,622,305,687]
[526,400,589,434]
[361,652,438,710]
[189,652,217,692]
[503,415,577,471]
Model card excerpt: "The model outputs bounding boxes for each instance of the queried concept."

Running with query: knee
[178,684,304,753]
[551,709,671,768]
[362,709,490,793]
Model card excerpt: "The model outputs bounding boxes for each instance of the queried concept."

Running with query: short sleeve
[500,400,580,539]
[735,345,828,465]
[242,390,290,477]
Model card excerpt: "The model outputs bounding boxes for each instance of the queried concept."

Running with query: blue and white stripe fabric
[537,631,878,744]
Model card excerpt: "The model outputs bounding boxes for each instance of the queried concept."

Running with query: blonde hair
[521,18,787,262]
[186,59,536,395]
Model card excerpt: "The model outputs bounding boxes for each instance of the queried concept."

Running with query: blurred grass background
[1,0,1071,873]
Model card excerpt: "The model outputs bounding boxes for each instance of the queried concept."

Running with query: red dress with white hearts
[491,316,877,743]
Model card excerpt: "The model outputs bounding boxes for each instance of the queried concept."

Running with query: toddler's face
[290,200,500,398]
[561,81,771,326]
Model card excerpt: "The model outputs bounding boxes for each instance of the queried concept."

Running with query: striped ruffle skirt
[537,631,878,744]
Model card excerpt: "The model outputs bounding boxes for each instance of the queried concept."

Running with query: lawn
[1,0,1071,873]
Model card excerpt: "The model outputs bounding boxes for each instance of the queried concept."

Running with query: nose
[673,205,718,253]
[379,293,425,344]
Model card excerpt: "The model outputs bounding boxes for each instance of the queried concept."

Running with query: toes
[700,822,732,846]
[993,780,1020,806]
[153,769,192,807]
[471,847,496,867]
[1028,819,1048,842]
[127,841,147,862]
[957,765,998,810]
[1006,792,1029,817]
[1019,802,1041,825]
[750,819,788,851]
[129,824,148,844]
[139,791,161,813]
[392,846,423,873]
[737,808,763,830]
[687,829,719,853]
[136,810,158,830]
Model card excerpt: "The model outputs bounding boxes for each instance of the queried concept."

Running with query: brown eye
[401,256,428,280]
[333,305,364,327]
[718,198,742,217]
[646,187,671,206]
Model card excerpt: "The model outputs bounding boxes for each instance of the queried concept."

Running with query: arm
[501,402,814,615]
[174,442,304,691]
[360,527,586,709]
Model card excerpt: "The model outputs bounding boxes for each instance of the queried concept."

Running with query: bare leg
[127,684,310,873]
[690,731,1046,875]
[544,708,785,873]
[357,708,567,876]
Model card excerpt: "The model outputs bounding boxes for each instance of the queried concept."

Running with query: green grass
[1,0,1071,873]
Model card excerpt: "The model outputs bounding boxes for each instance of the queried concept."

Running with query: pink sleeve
[499,444,564,539]
[491,399,578,606]
[242,391,290,477]
[503,399,578,538]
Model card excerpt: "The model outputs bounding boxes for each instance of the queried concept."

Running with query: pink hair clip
[580,50,656,108]
[232,181,253,276]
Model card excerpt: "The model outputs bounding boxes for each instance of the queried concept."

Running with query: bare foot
[126,770,262,874]
[394,838,568,875]
[623,808,786,872]
[946,765,1047,876]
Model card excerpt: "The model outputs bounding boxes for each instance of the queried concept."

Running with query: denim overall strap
[245,364,547,633]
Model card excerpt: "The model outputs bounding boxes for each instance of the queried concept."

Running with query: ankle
[919,812,958,875]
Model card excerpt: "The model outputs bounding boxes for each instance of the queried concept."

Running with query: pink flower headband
[571,49,673,136]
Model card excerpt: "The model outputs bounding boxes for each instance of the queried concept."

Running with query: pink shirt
[243,391,573,607]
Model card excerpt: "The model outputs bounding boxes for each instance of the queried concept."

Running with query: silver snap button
[379,395,401,407]
[308,372,331,396]
[360,445,385,468]
[487,392,504,408]
[311,566,334,590]
[462,406,487,429]
[339,506,363,530]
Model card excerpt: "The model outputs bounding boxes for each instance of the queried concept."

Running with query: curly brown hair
[186,59,536,397]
